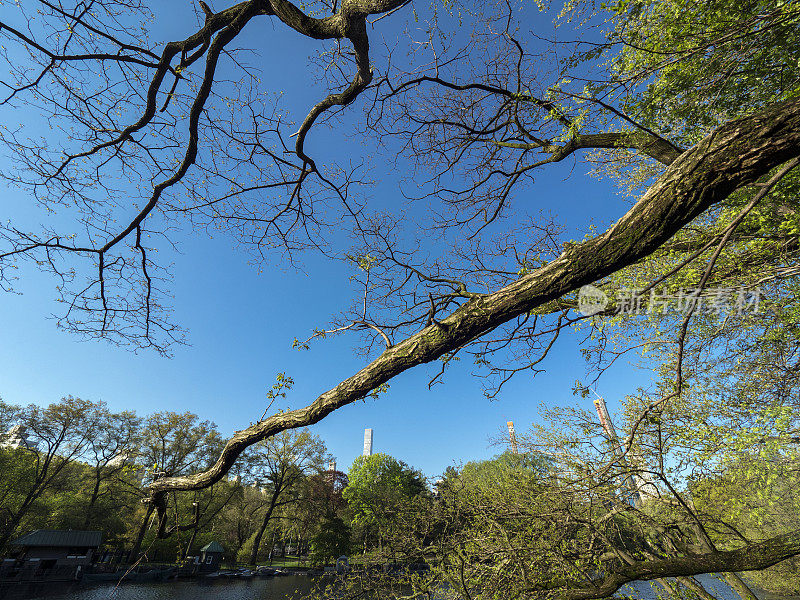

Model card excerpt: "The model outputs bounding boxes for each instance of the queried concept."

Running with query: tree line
[325,445,800,599]
[0,396,433,569]
[4,393,798,599]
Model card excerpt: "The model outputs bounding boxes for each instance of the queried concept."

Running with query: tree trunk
[688,518,760,600]
[248,489,281,566]
[559,528,800,600]
[181,502,202,561]
[268,531,277,564]
[149,97,800,508]
[723,573,759,600]
[0,486,45,553]
[0,509,26,554]
[128,503,155,563]
[82,469,103,528]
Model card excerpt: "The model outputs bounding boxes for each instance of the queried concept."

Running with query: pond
[0,575,314,600]
[0,573,795,600]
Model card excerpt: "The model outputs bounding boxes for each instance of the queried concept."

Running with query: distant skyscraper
[0,424,36,450]
[593,397,618,442]
[506,421,519,454]
[363,428,373,456]
[592,395,652,506]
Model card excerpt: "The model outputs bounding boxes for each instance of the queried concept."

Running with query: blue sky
[0,0,649,478]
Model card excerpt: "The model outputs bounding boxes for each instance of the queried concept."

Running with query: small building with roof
[1,530,102,582]
[198,541,224,571]
[9,529,102,566]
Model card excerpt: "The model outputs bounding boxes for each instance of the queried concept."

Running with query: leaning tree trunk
[248,489,281,566]
[148,97,800,507]
[724,573,759,600]
[688,521,759,600]
[81,469,104,528]
[140,98,800,593]
[128,503,155,563]
[181,501,202,561]
[0,485,46,553]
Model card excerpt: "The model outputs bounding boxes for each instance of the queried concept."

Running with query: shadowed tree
[129,411,222,561]
[245,428,327,565]
[0,397,104,552]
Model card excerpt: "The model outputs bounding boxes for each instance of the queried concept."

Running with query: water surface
[1,573,795,600]
[0,574,313,600]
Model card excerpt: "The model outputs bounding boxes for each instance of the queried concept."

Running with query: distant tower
[363,428,373,456]
[593,397,619,444]
[592,394,651,506]
[327,459,337,489]
[506,421,519,454]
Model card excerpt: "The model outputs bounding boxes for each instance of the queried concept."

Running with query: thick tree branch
[536,527,800,600]
[496,131,684,166]
[147,98,800,515]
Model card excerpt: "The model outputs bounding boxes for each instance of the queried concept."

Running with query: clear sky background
[0,0,650,478]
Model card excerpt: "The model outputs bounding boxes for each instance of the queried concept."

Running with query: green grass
[224,555,306,569]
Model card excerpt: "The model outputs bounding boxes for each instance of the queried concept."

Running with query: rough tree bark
[128,503,155,563]
[542,528,800,600]
[141,94,800,586]
[149,97,800,498]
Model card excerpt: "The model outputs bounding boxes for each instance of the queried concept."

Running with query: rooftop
[200,541,224,554]
[11,530,103,548]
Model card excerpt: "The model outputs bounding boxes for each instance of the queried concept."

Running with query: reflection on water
[624,575,800,600]
[625,575,759,600]
[1,573,796,600]
[0,574,314,600]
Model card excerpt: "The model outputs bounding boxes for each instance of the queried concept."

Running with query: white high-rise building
[0,424,37,450]
[363,428,373,456]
